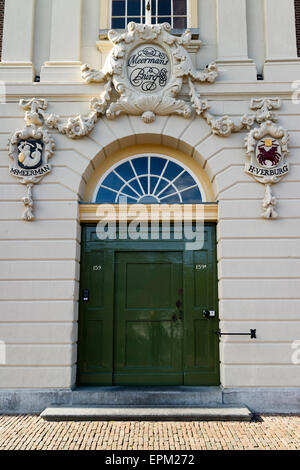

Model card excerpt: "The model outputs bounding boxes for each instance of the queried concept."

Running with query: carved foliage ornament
[42,22,256,137]
[8,99,55,221]
[81,22,219,123]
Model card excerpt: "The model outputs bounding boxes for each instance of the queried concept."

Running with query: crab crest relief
[8,99,55,221]
[245,120,289,219]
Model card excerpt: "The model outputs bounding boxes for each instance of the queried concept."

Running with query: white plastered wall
[0,88,300,390]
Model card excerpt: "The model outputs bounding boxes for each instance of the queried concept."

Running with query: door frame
[77,214,220,387]
[79,203,218,223]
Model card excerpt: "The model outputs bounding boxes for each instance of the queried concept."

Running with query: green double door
[77,224,219,386]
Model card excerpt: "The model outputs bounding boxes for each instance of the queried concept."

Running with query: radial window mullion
[156,169,186,198]
[148,156,151,194]
[129,159,146,195]
[114,170,141,197]
[179,184,199,194]
[153,160,169,195]
[95,154,203,203]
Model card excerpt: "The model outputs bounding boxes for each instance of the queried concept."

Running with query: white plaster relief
[7,23,291,220]
[245,99,289,219]
[8,99,55,221]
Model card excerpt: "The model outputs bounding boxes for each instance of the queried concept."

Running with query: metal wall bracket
[216,329,257,339]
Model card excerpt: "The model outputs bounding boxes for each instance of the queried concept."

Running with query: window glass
[158,0,171,16]
[115,161,135,180]
[112,0,125,16]
[111,0,187,29]
[128,0,140,16]
[173,17,186,29]
[95,155,203,204]
[112,17,125,28]
[174,0,186,16]
[153,16,172,25]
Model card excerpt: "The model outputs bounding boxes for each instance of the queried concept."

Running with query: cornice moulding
[1,83,296,102]
[79,203,219,223]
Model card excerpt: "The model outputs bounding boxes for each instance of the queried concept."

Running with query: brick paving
[0,415,299,450]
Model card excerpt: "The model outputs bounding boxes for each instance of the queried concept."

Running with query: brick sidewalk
[0,415,299,450]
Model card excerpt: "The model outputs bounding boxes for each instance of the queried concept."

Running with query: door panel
[113,251,184,385]
[77,247,114,385]
[183,226,220,385]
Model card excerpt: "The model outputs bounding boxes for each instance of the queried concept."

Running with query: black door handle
[82,289,89,301]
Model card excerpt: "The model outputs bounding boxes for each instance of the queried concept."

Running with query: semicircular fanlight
[94,155,204,204]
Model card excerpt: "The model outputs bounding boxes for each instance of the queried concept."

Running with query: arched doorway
[77,146,219,386]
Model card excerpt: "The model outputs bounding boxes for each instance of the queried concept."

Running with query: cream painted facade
[0,0,300,413]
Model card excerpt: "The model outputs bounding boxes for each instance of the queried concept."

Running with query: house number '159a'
[196,264,207,270]
[93,265,102,271]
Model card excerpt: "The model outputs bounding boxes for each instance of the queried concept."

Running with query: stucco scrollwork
[82,22,218,123]
[188,79,256,137]
[8,99,55,221]
[36,22,285,142]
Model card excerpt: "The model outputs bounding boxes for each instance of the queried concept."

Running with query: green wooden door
[113,251,184,385]
[77,230,115,385]
[77,224,219,386]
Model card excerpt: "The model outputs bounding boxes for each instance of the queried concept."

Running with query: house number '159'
[93,265,102,271]
[196,264,207,270]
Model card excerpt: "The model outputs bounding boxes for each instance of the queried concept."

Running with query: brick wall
[295,0,300,56]
[0,0,5,60]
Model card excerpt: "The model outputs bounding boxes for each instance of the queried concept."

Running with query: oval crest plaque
[127,44,170,93]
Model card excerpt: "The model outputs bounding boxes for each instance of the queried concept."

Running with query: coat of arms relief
[8,22,289,220]
[8,99,55,221]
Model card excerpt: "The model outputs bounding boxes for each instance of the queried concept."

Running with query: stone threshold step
[41,405,252,422]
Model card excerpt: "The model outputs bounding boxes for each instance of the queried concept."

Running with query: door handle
[82,289,89,302]
[179,310,183,320]
[172,313,177,322]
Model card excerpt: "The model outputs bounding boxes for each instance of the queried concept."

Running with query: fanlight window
[111,0,187,29]
[94,155,204,204]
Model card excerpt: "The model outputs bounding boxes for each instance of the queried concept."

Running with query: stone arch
[83,144,215,203]
[77,115,222,202]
